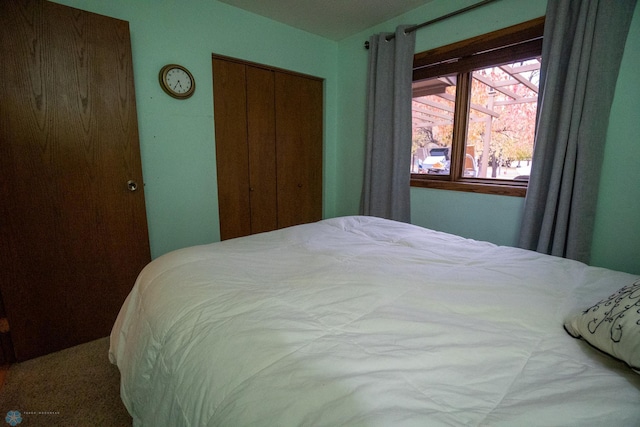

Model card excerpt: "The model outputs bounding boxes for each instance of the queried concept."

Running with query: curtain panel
[519,0,637,263]
[361,26,416,223]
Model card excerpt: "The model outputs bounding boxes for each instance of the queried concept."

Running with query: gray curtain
[361,26,416,223]
[519,0,637,263]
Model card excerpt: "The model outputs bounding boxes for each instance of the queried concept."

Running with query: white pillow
[564,278,640,373]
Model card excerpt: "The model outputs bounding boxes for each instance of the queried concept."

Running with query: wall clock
[159,64,195,99]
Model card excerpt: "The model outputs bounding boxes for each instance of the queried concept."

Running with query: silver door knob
[127,180,138,192]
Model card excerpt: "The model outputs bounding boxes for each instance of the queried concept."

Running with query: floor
[0,364,8,391]
[0,337,132,426]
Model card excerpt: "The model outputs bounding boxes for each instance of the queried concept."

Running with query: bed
[109,216,640,426]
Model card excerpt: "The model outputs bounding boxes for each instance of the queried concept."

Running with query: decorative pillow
[564,278,640,373]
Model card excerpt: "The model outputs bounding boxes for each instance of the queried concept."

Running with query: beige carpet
[0,337,132,426]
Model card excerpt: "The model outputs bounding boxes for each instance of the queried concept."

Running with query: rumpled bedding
[110,216,640,426]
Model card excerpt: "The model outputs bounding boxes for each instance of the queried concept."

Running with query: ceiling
[218,0,434,41]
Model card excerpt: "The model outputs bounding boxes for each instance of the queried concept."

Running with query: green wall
[335,0,640,274]
[51,0,639,274]
[591,4,640,275]
[335,0,546,247]
[52,0,339,259]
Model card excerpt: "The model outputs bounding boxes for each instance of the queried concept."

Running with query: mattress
[109,216,640,426]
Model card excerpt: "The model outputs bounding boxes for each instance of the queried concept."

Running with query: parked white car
[421,147,450,174]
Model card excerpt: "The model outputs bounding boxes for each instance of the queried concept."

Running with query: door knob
[127,180,138,192]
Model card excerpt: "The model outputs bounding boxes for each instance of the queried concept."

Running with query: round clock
[159,64,195,99]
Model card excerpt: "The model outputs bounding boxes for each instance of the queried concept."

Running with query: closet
[0,0,150,361]
[212,55,323,240]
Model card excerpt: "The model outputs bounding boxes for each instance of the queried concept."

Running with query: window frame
[410,17,545,197]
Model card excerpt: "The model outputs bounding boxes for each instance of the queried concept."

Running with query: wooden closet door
[212,58,251,240]
[0,0,150,361]
[275,73,323,228]
[213,55,323,239]
[246,66,278,234]
[213,59,278,239]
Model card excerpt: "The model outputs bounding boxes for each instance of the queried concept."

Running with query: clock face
[159,64,195,99]
[166,68,191,93]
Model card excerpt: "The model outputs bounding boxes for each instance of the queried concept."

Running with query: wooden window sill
[411,177,527,197]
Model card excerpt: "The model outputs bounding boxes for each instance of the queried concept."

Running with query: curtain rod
[364,0,499,49]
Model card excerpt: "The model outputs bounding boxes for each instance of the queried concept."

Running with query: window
[411,17,544,197]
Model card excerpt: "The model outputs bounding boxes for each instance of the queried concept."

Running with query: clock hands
[172,80,191,93]
[160,65,194,98]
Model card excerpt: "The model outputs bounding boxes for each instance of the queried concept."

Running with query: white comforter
[110,216,640,426]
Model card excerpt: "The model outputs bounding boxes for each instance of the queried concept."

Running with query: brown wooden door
[212,55,323,240]
[0,0,150,361]
[213,58,279,240]
[275,73,323,228]
[212,58,252,240]
[246,66,278,234]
